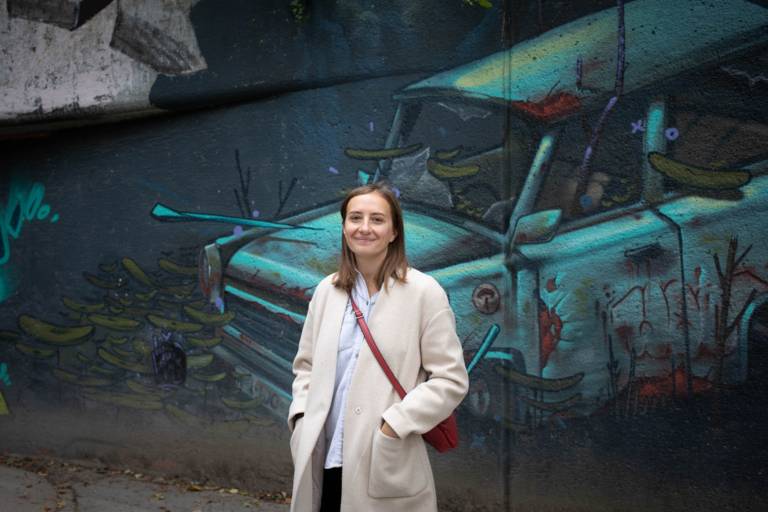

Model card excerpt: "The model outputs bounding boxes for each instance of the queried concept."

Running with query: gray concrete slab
[0,465,60,512]
[71,474,289,511]
[0,454,290,512]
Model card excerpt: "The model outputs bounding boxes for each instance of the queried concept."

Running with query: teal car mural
[154,0,768,428]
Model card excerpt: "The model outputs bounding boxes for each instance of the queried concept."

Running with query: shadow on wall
[149,0,502,109]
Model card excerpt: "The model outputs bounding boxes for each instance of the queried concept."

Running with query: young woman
[287,183,469,512]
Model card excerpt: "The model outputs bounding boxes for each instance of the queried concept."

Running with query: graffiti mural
[2,0,768,510]
[0,181,58,302]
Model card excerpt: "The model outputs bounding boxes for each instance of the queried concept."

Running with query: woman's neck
[355,255,385,296]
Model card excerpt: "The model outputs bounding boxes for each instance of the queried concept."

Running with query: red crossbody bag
[349,296,459,453]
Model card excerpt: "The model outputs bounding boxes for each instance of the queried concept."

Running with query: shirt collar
[352,268,379,302]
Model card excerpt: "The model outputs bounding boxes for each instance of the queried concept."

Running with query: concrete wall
[2,1,768,510]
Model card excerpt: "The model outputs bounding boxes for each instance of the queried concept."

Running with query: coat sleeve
[381,284,469,438]
[287,294,316,432]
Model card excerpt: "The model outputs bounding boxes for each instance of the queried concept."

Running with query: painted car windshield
[384,99,536,232]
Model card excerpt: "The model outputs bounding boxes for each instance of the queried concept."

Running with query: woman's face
[343,192,397,263]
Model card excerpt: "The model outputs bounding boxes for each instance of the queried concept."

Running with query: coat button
[354,406,362,415]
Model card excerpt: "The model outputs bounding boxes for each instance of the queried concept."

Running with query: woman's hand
[380,421,400,439]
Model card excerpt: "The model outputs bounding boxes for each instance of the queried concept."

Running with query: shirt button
[354,406,362,415]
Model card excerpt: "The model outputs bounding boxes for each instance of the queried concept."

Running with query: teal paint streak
[645,103,666,147]
[0,363,11,387]
[224,284,306,324]
[151,202,321,231]
[467,324,501,374]
[485,351,516,362]
[1,181,56,267]
[509,133,558,235]
[0,265,19,302]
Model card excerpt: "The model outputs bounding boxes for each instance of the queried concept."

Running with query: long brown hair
[333,182,408,294]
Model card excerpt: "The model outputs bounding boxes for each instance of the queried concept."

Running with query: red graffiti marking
[637,367,712,398]
[693,342,735,361]
[614,324,633,351]
[658,279,678,325]
[545,277,557,293]
[510,92,581,122]
[636,343,672,361]
[734,268,768,287]
[539,304,563,369]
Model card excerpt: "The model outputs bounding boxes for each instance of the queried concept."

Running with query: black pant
[319,467,342,512]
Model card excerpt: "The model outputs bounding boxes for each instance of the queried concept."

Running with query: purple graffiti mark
[664,127,680,141]
[328,166,339,175]
[214,296,225,312]
[0,362,11,386]
[233,225,244,237]
[368,121,374,132]
[631,119,645,134]
[571,0,626,216]
[252,209,260,218]
[392,187,401,199]
[1,182,56,266]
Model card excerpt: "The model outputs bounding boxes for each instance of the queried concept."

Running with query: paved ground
[0,453,291,512]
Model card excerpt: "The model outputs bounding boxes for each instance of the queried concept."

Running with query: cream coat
[287,268,469,512]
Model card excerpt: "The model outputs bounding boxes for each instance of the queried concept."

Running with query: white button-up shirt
[324,270,379,469]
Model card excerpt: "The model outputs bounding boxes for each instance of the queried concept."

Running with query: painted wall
[2,1,768,510]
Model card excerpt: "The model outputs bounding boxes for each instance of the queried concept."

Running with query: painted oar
[150,203,323,231]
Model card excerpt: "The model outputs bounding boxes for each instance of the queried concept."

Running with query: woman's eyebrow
[348,210,387,216]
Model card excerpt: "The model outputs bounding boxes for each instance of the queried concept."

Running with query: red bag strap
[349,295,407,400]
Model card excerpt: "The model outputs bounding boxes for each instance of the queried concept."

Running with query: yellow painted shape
[0,391,9,415]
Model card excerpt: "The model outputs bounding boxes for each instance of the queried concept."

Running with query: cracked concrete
[0,454,290,512]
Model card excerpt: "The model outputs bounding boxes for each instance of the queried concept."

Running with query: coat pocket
[368,428,428,498]
[290,417,303,463]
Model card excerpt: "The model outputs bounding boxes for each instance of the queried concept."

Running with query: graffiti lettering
[0,182,58,266]
[631,119,645,133]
